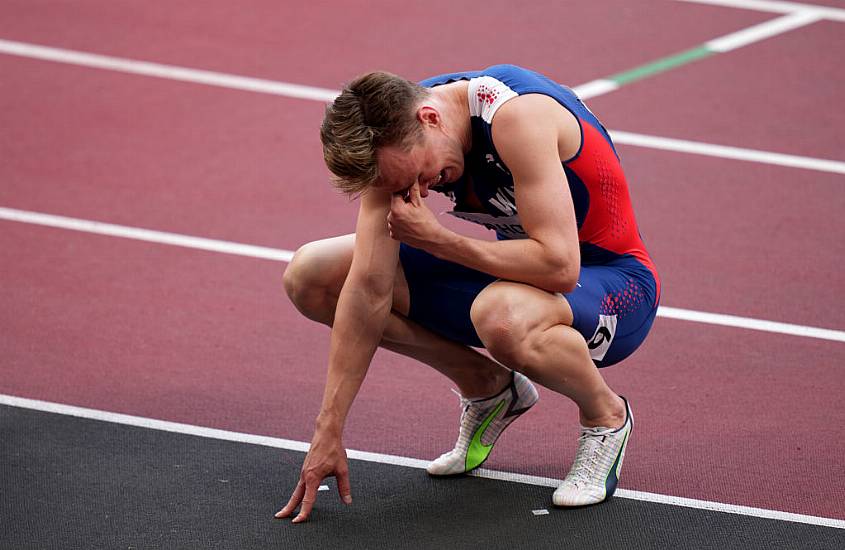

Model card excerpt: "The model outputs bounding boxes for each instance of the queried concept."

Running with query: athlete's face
[376,111,465,198]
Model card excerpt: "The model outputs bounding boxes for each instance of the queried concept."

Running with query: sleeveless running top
[420,64,659,294]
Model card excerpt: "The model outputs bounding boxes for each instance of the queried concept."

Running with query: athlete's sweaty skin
[278,78,628,523]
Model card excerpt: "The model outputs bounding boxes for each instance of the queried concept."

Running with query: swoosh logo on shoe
[465,399,506,472]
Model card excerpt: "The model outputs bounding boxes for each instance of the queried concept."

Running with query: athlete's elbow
[348,272,390,302]
[546,255,579,294]
[549,273,578,294]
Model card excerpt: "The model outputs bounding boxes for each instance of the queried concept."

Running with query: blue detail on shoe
[604,397,633,498]
[604,431,627,497]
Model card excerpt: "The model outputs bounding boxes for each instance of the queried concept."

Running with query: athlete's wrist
[315,410,345,435]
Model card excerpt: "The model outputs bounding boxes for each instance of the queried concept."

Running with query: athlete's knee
[283,241,343,323]
[470,284,536,370]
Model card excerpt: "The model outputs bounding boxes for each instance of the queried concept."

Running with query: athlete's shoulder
[480,65,572,92]
[493,93,571,127]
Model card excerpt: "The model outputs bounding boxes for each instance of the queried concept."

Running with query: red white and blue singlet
[400,65,660,366]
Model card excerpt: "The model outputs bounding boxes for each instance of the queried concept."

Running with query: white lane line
[658,306,845,343]
[0,39,339,102]
[1,393,843,529]
[706,10,822,51]
[572,79,620,99]
[474,466,845,528]
[1,38,843,175]
[0,206,293,262]
[609,130,845,175]
[677,0,845,21]
[2,206,844,344]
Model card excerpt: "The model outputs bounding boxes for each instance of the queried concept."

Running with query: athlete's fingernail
[292,516,302,523]
[343,495,352,504]
[274,511,284,518]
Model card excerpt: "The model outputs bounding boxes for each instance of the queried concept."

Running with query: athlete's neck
[430,81,472,154]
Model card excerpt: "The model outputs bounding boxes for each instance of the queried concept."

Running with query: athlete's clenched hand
[275,429,352,523]
[388,182,450,250]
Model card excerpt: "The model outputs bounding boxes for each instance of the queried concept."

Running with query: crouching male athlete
[278,65,660,523]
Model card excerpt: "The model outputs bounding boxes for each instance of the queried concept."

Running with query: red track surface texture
[1,0,843,522]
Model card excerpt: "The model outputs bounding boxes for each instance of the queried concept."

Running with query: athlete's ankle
[579,394,626,429]
[460,370,513,400]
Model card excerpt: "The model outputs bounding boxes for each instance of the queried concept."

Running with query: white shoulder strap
[467,76,519,124]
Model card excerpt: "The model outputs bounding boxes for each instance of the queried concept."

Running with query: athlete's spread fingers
[336,467,353,505]
[292,481,320,523]
[275,479,305,518]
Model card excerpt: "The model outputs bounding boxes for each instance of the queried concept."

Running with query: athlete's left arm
[404,94,581,292]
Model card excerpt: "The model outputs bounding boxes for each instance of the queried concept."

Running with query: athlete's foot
[553,396,633,507]
[427,371,539,476]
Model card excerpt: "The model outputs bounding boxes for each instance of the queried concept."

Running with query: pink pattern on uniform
[599,279,647,319]
[476,84,499,105]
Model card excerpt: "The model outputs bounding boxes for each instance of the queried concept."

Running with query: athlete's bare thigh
[290,233,411,316]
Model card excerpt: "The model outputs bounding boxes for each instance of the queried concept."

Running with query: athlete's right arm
[319,188,399,432]
[276,188,398,523]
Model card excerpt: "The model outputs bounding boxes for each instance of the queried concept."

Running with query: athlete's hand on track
[388,182,448,250]
[275,429,352,523]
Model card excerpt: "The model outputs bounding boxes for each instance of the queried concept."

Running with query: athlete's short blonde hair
[320,71,429,195]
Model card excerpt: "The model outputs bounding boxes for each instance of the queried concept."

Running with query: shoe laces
[450,388,494,447]
[568,426,615,487]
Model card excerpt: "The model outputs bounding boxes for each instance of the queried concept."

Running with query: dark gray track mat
[1,404,842,549]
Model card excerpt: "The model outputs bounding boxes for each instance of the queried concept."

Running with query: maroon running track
[1,0,843,521]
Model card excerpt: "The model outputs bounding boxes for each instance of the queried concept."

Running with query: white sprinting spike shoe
[427,371,539,476]
[552,397,633,507]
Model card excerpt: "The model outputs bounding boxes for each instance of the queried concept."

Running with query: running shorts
[399,243,659,367]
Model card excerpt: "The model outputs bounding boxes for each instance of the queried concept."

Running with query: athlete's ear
[417,105,440,127]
